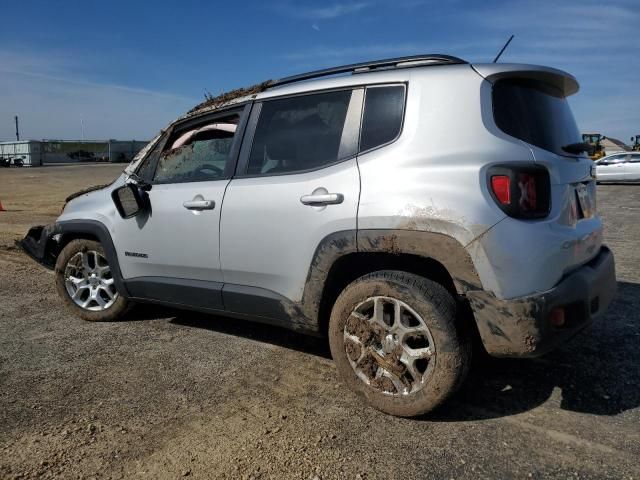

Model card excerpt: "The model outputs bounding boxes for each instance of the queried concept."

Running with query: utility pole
[14,116,19,141]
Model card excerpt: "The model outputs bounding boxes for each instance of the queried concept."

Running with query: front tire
[328,270,470,417]
[54,239,130,321]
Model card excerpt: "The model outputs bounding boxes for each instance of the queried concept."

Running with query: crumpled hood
[65,183,113,203]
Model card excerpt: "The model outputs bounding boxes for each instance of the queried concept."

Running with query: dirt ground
[0,164,639,479]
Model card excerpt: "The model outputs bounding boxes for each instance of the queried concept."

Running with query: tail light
[488,164,550,219]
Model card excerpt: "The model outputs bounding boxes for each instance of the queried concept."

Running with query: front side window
[493,79,582,157]
[153,112,240,183]
[600,154,625,165]
[247,90,353,175]
[360,85,405,152]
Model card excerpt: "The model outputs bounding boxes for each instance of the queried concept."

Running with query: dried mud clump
[345,338,362,362]
[346,314,374,344]
[357,353,379,380]
[188,80,273,114]
[371,376,396,393]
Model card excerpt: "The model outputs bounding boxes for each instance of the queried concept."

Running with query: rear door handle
[300,193,344,206]
[183,200,215,210]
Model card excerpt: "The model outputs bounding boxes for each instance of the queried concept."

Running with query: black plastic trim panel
[125,276,224,310]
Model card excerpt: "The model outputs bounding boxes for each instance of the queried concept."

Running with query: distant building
[0,139,148,166]
[0,141,42,166]
[601,137,631,155]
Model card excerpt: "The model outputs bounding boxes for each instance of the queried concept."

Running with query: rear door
[625,153,640,181]
[219,89,363,315]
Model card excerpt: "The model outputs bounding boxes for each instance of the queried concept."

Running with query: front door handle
[300,193,344,206]
[183,200,215,210]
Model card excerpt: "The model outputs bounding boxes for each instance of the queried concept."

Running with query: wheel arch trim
[20,220,130,297]
[296,229,483,333]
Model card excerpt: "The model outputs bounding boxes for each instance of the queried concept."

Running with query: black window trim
[234,86,364,179]
[133,130,171,182]
[357,82,408,156]
[135,80,409,183]
[137,103,251,186]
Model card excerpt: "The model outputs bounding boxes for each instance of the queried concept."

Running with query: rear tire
[328,270,470,417]
[54,239,130,322]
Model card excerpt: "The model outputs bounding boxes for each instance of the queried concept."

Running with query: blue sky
[0,0,638,142]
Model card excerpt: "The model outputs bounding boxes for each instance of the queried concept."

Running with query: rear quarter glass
[360,85,406,152]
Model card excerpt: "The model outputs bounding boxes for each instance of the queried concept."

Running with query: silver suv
[21,54,616,417]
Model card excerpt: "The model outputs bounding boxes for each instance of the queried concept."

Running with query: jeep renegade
[21,54,616,416]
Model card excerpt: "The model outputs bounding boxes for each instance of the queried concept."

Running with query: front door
[597,154,627,181]
[112,106,248,308]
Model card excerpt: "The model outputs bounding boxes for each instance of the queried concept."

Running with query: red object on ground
[0,200,5,211]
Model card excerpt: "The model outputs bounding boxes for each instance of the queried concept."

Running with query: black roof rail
[269,54,467,88]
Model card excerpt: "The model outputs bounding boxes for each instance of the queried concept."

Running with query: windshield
[493,78,582,157]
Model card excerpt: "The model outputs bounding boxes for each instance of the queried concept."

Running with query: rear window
[360,85,405,152]
[493,79,581,157]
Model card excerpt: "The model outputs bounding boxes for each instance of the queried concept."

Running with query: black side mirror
[111,184,148,219]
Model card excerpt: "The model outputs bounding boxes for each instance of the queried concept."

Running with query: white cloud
[312,23,320,31]
[308,2,371,19]
[0,49,196,141]
[280,0,640,140]
[276,1,373,20]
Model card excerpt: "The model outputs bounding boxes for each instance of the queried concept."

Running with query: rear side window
[360,85,405,152]
[603,154,626,164]
[248,90,353,175]
[493,79,581,157]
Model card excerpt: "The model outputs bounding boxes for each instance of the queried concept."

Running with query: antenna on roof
[492,35,514,63]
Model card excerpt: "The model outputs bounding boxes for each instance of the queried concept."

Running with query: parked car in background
[596,152,640,182]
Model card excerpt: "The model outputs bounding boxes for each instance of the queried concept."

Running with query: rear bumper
[468,246,616,357]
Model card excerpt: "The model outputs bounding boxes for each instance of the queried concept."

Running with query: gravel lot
[1,164,638,479]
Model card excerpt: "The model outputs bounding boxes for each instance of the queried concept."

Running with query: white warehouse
[0,139,148,166]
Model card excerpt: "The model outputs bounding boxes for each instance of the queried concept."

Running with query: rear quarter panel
[357,66,531,296]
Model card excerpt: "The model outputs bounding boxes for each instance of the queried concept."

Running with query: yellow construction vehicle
[631,135,640,152]
[582,133,606,160]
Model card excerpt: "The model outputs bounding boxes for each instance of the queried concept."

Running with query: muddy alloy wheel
[344,296,435,396]
[55,239,130,321]
[329,270,471,417]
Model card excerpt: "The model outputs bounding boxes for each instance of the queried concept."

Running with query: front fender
[18,220,129,297]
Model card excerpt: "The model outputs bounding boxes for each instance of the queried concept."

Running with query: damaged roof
[187,80,273,116]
